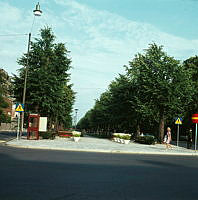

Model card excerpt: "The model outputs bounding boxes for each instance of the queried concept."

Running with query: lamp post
[20,3,42,136]
[75,108,78,130]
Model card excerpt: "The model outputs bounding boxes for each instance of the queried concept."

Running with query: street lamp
[74,109,78,130]
[20,2,42,135]
[33,3,42,16]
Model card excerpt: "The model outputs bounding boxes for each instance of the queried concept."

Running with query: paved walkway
[6,136,197,156]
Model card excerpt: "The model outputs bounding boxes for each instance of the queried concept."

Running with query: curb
[5,143,198,156]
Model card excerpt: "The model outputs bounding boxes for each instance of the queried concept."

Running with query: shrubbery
[135,135,155,145]
[40,131,56,140]
[120,135,131,140]
[87,132,111,138]
[0,113,11,123]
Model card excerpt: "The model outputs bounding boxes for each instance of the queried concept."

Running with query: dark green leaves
[13,27,75,129]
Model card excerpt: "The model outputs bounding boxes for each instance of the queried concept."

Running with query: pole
[177,124,179,147]
[195,123,197,152]
[75,111,77,130]
[75,109,78,130]
[20,33,31,136]
[17,114,20,140]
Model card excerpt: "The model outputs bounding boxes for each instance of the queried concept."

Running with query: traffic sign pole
[177,124,179,147]
[191,114,198,152]
[15,103,24,140]
[195,123,197,152]
[175,117,182,147]
[17,114,20,140]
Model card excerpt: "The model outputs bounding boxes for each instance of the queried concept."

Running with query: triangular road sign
[175,118,182,125]
[16,104,24,112]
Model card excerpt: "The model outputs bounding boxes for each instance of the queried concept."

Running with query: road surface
[0,145,198,200]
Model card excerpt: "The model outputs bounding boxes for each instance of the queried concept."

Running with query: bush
[0,113,11,123]
[180,135,187,141]
[121,135,131,140]
[135,135,155,145]
[87,132,111,139]
[40,131,56,140]
[73,133,81,137]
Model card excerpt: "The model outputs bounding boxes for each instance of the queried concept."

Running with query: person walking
[164,127,172,149]
[187,128,192,149]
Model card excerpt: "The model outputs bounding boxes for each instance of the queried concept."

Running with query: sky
[0,0,198,122]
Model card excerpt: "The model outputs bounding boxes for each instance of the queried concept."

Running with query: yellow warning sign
[175,118,182,125]
[16,104,24,112]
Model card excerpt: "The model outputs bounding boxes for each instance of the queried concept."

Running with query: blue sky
[0,0,198,121]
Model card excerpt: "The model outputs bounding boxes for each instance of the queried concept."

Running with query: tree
[107,75,136,132]
[183,56,198,130]
[78,43,193,140]
[78,75,137,133]
[77,110,92,130]
[0,69,10,124]
[12,27,75,129]
[126,43,193,141]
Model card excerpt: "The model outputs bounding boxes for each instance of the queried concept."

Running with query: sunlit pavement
[6,136,196,156]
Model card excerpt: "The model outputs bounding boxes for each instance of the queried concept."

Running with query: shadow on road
[0,146,198,200]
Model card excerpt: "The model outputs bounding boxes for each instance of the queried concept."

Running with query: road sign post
[177,125,179,147]
[15,103,24,139]
[17,114,20,140]
[175,117,182,147]
[195,123,197,151]
[192,114,198,152]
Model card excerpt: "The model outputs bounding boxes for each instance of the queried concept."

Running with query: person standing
[165,127,172,149]
[187,128,192,149]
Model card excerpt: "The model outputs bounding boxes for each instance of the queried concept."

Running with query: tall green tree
[0,69,10,124]
[126,43,193,141]
[78,75,137,133]
[183,56,198,130]
[107,75,135,132]
[12,27,75,129]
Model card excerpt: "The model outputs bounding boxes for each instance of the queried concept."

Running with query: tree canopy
[78,43,194,141]
[12,27,75,129]
[0,69,10,124]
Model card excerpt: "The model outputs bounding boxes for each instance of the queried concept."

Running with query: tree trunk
[136,124,140,137]
[159,113,165,142]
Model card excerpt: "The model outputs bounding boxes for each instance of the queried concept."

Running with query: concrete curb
[5,143,198,156]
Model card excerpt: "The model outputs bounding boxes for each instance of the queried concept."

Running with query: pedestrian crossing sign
[15,103,24,112]
[175,117,182,125]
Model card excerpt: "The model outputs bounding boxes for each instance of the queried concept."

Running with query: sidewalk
[6,136,197,156]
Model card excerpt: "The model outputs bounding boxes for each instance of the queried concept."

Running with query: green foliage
[1,114,11,123]
[126,43,193,140]
[121,135,131,140]
[87,132,111,139]
[183,56,198,130]
[12,27,75,129]
[40,131,56,139]
[73,133,81,137]
[78,43,193,142]
[135,136,155,145]
[0,69,10,124]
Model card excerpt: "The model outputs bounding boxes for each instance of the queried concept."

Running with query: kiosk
[27,114,40,140]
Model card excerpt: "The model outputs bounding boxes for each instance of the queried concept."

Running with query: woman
[165,127,172,149]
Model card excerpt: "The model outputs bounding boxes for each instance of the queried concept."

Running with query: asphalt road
[0,145,198,200]
[0,131,16,142]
